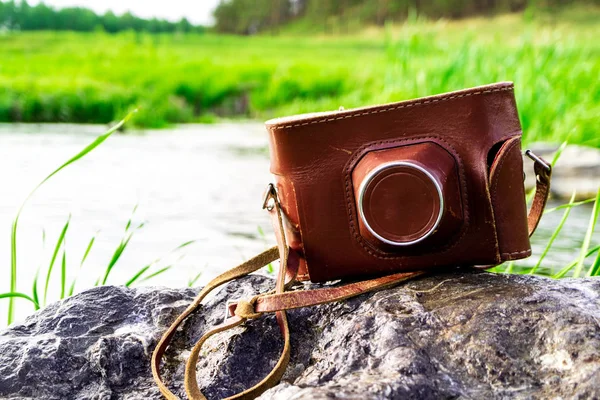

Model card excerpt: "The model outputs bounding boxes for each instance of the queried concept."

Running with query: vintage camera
[265,82,535,283]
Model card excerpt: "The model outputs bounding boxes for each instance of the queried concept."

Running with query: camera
[265,82,532,283]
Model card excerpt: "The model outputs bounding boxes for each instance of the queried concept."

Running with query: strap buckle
[224,299,237,322]
[262,183,278,211]
[525,149,551,173]
[224,297,262,322]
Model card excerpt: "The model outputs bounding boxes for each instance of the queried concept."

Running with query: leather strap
[182,184,294,400]
[151,246,281,399]
[526,151,552,237]
[152,152,552,399]
[151,187,424,399]
[230,270,424,316]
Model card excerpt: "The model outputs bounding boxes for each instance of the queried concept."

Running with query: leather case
[265,82,531,283]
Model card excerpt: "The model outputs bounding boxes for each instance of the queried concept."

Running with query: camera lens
[358,162,443,246]
[352,142,462,249]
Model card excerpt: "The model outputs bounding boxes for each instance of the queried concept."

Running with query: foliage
[1,120,599,330]
[0,7,598,147]
[212,0,600,34]
[489,142,600,278]
[0,0,204,34]
[4,113,195,326]
[492,191,600,278]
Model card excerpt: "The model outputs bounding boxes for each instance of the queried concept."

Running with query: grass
[489,140,600,278]
[0,6,597,147]
[1,8,599,327]
[0,120,598,329]
[3,113,197,326]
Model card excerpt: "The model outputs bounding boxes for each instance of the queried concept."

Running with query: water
[0,123,596,325]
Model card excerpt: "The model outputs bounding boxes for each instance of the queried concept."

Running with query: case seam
[501,249,531,256]
[272,86,513,130]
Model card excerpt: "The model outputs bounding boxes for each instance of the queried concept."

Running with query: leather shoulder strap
[152,152,552,399]
[152,187,423,399]
[151,246,280,400]
[526,150,552,237]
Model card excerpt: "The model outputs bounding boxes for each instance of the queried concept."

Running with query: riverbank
[0,6,598,146]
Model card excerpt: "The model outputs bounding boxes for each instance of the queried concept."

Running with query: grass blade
[257,226,274,273]
[32,114,136,191]
[31,229,46,311]
[573,189,600,278]
[528,191,576,275]
[188,271,203,287]
[124,240,196,287]
[31,269,41,311]
[553,245,600,279]
[545,198,596,214]
[43,216,71,306]
[80,234,97,268]
[101,231,135,285]
[60,248,67,299]
[0,292,39,308]
[69,232,99,297]
[101,206,144,286]
[550,140,569,168]
[125,204,139,232]
[7,111,135,325]
[173,240,197,251]
[125,265,152,287]
[588,248,600,277]
[67,281,77,298]
[139,266,173,283]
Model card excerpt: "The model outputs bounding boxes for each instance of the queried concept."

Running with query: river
[0,123,596,325]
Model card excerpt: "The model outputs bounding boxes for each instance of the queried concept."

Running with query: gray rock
[1,272,599,399]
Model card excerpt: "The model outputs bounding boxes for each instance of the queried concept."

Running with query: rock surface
[1,271,599,399]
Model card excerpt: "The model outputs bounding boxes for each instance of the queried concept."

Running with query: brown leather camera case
[152,83,553,400]
[266,82,530,283]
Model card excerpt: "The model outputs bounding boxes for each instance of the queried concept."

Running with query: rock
[1,272,599,399]
[525,144,600,200]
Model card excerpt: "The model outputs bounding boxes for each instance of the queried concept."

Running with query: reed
[1,118,598,330]
[0,7,598,149]
[3,111,195,326]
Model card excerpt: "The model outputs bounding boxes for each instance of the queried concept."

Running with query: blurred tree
[214,0,293,34]
[101,10,120,33]
[176,17,192,33]
[213,0,599,34]
[0,0,206,33]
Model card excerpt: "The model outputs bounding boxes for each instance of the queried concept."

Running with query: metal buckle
[525,150,551,172]
[224,299,237,322]
[262,183,278,211]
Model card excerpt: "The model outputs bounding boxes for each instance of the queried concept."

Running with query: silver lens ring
[357,161,444,246]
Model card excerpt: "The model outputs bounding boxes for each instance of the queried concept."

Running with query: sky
[26,0,222,25]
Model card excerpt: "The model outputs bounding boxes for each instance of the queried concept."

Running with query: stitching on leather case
[270,86,513,130]
[342,136,474,261]
[501,250,531,257]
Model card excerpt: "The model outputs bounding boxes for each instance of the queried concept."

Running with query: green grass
[1,8,599,327]
[489,140,600,278]
[0,118,598,329]
[3,113,196,326]
[0,6,598,147]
